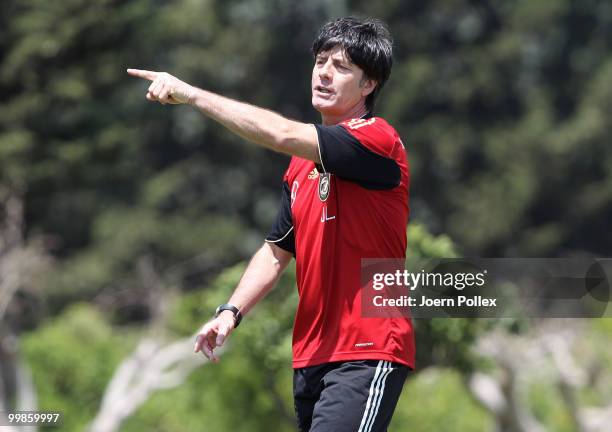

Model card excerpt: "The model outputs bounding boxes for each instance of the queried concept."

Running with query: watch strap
[215,304,243,328]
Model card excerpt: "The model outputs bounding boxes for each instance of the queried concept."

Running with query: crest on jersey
[318,173,330,202]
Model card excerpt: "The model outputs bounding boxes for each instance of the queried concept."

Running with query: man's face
[311,45,375,117]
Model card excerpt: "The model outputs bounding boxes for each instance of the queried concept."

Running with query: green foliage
[21,303,134,431]
[391,368,493,432]
[528,381,575,432]
[47,209,251,304]
[406,223,459,259]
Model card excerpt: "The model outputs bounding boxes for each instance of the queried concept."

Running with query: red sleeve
[314,117,401,190]
[339,117,400,158]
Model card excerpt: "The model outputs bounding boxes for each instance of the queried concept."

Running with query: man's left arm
[127,69,321,162]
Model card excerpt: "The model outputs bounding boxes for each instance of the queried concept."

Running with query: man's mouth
[315,86,334,94]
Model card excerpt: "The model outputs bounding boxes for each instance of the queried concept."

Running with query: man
[128,16,414,432]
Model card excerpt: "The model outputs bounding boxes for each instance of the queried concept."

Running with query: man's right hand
[193,310,236,362]
[127,69,195,105]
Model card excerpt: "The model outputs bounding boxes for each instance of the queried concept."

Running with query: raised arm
[193,242,293,362]
[127,69,321,162]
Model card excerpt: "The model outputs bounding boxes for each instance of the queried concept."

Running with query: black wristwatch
[214,303,243,328]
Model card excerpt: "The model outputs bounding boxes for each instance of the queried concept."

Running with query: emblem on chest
[318,173,331,202]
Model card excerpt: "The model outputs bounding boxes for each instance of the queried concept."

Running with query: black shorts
[293,360,409,432]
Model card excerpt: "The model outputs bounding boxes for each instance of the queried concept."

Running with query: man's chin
[312,100,340,116]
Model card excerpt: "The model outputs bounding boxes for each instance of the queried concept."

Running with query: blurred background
[1,0,612,431]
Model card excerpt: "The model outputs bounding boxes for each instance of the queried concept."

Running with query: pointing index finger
[127,68,158,81]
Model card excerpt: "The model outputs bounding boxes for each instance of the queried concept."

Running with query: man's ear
[361,78,377,98]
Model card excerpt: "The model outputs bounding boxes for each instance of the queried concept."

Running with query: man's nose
[319,61,332,81]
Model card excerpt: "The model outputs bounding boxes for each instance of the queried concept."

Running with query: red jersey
[266,115,415,369]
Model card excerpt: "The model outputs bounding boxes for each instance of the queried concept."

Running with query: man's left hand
[127,68,195,105]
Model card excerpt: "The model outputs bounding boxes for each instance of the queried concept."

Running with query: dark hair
[312,17,393,112]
